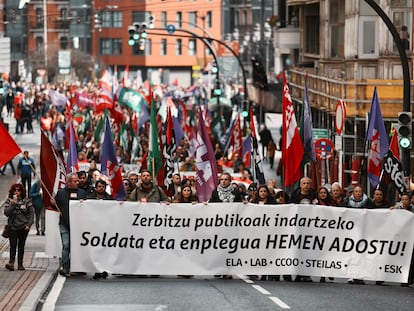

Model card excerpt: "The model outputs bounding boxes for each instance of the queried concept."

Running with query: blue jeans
[59,224,70,272]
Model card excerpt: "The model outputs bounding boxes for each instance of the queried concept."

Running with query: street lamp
[264,23,272,79]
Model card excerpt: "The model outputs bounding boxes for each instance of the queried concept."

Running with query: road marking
[269,296,291,309]
[252,284,271,295]
[41,275,66,311]
[237,274,254,283]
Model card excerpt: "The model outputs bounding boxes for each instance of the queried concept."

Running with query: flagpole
[27,160,62,215]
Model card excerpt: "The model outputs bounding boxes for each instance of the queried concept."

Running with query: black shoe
[283,275,292,282]
[302,276,313,282]
[376,281,384,285]
[269,275,280,281]
[352,279,365,285]
[260,275,267,281]
[294,276,302,282]
[41,232,45,236]
[93,272,108,280]
[36,231,40,235]
[59,268,70,277]
[320,277,326,283]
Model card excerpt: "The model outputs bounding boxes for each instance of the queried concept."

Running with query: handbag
[2,225,10,239]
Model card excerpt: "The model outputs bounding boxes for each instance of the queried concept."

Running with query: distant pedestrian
[2,183,34,271]
[29,179,45,236]
[17,150,35,195]
[259,125,272,160]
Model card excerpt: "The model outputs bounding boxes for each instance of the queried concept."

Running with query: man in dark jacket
[50,172,87,276]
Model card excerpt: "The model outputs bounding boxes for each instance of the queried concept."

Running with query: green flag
[148,102,162,178]
[118,121,129,152]
[94,115,104,143]
[119,87,146,113]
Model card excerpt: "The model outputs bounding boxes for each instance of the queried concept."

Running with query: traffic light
[138,38,146,51]
[94,12,102,29]
[128,23,147,47]
[398,112,412,149]
[149,15,155,29]
[138,23,148,38]
[213,79,222,96]
[128,26,136,46]
[241,100,249,117]
[211,62,218,74]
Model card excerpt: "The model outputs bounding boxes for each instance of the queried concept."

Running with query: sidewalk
[0,113,59,311]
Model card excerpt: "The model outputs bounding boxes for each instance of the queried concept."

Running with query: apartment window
[206,11,212,28]
[234,11,239,28]
[132,11,147,23]
[188,39,196,55]
[161,12,167,28]
[102,11,123,28]
[329,0,344,58]
[60,36,68,49]
[101,38,123,55]
[304,4,320,55]
[358,16,378,58]
[392,10,411,52]
[176,39,182,55]
[60,8,67,20]
[176,12,182,28]
[36,8,43,27]
[189,12,197,27]
[36,37,43,52]
[161,39,167,55]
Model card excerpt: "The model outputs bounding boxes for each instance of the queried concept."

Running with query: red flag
[40,131,66,207]
[0,122,22,167]
[232,117,242,159]
[282,76,304,187]
[195,109,219,202]
[389,127,400,161]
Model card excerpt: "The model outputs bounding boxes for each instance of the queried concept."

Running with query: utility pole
[364,0,411,179]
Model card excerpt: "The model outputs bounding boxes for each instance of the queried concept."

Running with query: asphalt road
[49,274,414,311]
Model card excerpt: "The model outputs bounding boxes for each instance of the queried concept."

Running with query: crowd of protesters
[0,78,413,288]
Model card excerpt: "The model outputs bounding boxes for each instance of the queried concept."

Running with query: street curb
[18,257,59,311]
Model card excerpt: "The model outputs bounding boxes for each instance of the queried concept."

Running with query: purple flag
[302,77,316,161]
[101,117,126,200]
[66,121,78,173]
[195,109,219,202]
[49,89,68,107]
[173,115,184,144]
[365,87,389,187]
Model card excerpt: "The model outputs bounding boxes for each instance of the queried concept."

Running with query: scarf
[348,193,369,208]
[217,184,235,202]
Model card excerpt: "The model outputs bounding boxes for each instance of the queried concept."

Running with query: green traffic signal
[399,137,411,149]
[241,111,249,117]
[128,38,135,46]
[214,88,222,96]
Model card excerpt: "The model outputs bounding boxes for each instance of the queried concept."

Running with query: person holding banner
[50,172,87,277]
[250,185,276,205]
[290,176,316,282]
[343,185,373,209]
[173,185,198,204]
[209,173,243,203]
[331,182,346,206]
[390,193,414,287]
[128,170,168,203]
[370,189,390,209]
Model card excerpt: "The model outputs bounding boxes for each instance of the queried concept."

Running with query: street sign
[314,138,334,159]
[166,24,176,34]
[335,100,346,135]
[312,128,329,140]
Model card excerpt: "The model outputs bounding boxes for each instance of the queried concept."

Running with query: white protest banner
[70,202,414,282]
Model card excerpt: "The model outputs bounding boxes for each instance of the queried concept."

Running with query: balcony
[274,27,300,53]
